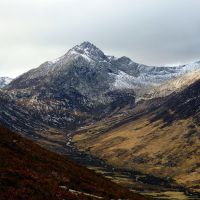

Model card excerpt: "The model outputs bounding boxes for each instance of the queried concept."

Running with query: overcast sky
[1,0,200,77]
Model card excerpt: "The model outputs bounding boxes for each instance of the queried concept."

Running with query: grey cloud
[1,0,200,77]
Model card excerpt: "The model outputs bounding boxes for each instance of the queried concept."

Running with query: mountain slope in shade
[0,77,12,88]
[73,79,200,194]
[0,125,146,200]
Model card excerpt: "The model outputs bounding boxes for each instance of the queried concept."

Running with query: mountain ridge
[1,42,200,199]
[2,41,200,138]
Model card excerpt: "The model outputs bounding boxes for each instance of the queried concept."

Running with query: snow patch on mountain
[141,68,200,101]
[68,41,108,62]
[109,71,136,90]
[48,41,110,67]
[108,59,200,102]
[0,77,13,88]
[7,41,200,104]
[68,49,93,62]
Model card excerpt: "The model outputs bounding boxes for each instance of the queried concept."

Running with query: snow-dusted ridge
[6,41,200,102]
[2,41,200,136]
[109,59,200,99]
[49,41,109,64]
[0,77,13,88]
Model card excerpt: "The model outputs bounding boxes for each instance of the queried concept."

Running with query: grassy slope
[0,125,147,200]
[73,79,200,194]
[74,115,200,193]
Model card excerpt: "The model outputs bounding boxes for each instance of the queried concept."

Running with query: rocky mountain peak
[68,41,108,62]
[79,41,99,50]
[116,56,133,64]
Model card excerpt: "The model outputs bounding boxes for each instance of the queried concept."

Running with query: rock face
[0,77,12,88]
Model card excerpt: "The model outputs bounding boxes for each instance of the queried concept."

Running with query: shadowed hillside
[0,125,147,200]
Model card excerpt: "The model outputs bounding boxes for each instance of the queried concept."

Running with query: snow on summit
[6,42,200,102]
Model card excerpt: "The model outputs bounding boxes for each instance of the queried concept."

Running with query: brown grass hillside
[73,115,200,193]
[0,125,147,200]
[73,80,200,194]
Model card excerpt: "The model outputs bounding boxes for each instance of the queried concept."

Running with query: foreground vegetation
[0,125,147,200]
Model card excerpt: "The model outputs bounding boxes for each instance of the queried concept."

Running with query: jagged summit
[68,41,108,62]
[116,56,133,64]
[7,41,200,103]
[77,41,100,50]
[3,42,200,169]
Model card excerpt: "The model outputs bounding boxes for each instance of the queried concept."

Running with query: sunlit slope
[73,80,200,193]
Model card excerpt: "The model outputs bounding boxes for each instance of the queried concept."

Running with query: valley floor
[69,113,200,200]
[35,128,199,200]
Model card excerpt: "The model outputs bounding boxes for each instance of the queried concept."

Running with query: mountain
[1,41,200,198]
[0,125,146,200]
[73,78,200,194]
[3,42,200,136]
[0,77,12,88]
[7,42,200,101]
[5,42,137,133]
